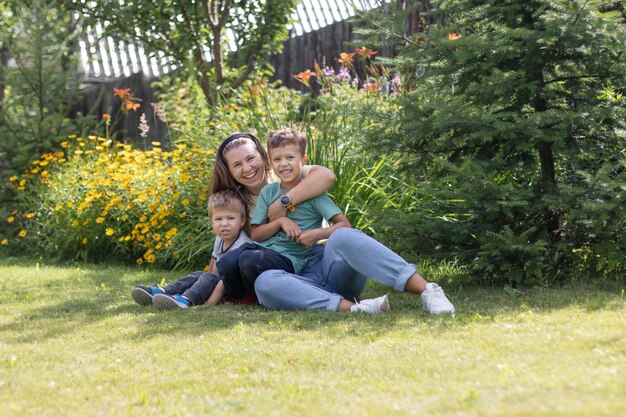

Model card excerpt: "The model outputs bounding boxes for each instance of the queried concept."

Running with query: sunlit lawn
[0,260,623,417]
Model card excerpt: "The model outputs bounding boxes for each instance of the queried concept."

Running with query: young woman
[212,132,455,314]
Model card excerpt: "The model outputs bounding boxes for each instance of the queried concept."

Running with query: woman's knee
[329,227,362,244]
[254,270,285,294]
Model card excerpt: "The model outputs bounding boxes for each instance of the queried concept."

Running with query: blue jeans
[163,271,220,306]
[218,242,294,299]
[254,228,416,311]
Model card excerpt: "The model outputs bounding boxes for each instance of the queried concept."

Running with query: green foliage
[0,0,94,226]
[360,0,626,284]
[67,0,298,107]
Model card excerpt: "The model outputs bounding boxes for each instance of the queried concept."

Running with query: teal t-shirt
[252,182,342,273]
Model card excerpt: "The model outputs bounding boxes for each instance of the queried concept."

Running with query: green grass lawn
[0,261,623,417]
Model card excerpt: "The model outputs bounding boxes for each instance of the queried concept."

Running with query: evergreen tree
[364,0,626,283]
[0,1,90,216]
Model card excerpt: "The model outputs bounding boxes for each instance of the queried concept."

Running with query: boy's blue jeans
[254,228,417,311]
[163,271,220,306]
[218,242,294,299]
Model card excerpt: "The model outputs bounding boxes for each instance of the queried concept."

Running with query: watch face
[280,195,291,206]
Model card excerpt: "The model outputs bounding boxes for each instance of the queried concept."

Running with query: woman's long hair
[210,132,270,207]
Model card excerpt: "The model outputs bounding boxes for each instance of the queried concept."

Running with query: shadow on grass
[1,263,623,344]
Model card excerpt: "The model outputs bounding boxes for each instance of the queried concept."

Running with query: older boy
[218,128,390,314]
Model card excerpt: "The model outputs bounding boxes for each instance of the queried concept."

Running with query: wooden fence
[75,0,433,146]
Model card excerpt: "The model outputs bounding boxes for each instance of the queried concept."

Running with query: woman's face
[223,141,267,194]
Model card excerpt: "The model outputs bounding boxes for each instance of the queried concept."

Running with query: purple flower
[391,74,401,93]
[322,66,335,77]
[336,66,351,82]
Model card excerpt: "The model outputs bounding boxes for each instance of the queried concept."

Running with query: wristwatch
[280,194,296,212]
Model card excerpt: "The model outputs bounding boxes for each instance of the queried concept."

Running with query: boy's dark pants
[217,242,294,299]
[163,271,220,306]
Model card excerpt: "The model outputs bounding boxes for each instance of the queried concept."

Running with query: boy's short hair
[207,189,250,235]
[267,128,307,155]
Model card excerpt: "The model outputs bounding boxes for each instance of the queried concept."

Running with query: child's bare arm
[251,217,302,241]
[205,280,224,305]
[296,213,351,248]
[207,258,217,275]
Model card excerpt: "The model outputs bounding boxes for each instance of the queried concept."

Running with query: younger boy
[131,189,250,309]
[218,128,390,313]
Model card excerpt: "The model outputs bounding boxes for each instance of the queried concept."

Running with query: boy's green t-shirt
[251,182,342,273]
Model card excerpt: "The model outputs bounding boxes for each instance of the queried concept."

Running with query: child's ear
[303,154,308,164]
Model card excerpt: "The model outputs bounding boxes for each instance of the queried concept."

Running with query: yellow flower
[68,134,77,139]
[136,257,144,265]
[1,239,8,245]
[18,230,27,238]
[105,228,115,236]
[82,237,88,244]
[71,220,79,228]
[7,216,14,223]
[74,149,84,155]
[24,212,35,219]
[96,217,105,224]
[9,176,18,181]
[181,199,190,206]
[60,141,71,148]
[67,201,74,208]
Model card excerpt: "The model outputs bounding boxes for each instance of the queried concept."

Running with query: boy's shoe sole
[131,286,153,306]
[153,294,189,310]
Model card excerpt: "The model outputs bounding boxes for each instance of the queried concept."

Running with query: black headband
[217,132,257,165]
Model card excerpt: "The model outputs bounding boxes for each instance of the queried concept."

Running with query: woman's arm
[268,165,336,221]
[296,213,351,248]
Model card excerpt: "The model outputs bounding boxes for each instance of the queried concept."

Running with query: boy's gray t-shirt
[211,230,251,262]
[251,182,342,273]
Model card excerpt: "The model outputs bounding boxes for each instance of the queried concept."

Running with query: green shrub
[358,0,626,284]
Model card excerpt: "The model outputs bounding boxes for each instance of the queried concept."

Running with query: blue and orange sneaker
[153,294,191,310]
[131,285,165,306]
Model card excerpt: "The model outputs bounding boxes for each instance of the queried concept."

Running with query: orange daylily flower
[448,32,462,41]
[355,47,377,59]
[113,88,131,100]
[250,85,261,96]
[337,52,355,66]
[313,59,322,75]
[102,113,111,120]
[121,100,141,112]
[293,69,316,86]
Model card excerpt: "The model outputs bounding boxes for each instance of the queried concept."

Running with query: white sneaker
[421,283,455,314]
[350,294,390,314]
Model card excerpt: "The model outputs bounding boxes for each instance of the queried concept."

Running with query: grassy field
[0,260,623,417]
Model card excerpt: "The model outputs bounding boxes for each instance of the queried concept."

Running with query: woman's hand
[296,230,321,248]
[268,198,287,222]
[279,218,301,240]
